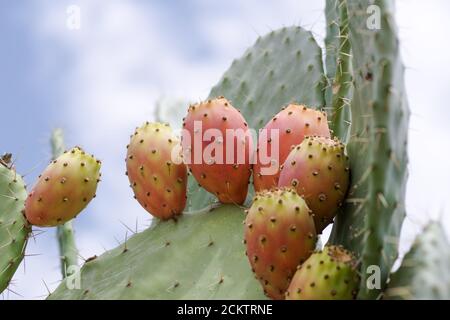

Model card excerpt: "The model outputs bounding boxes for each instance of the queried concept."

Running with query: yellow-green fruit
[25,147,101,227]
[285,245,359,300]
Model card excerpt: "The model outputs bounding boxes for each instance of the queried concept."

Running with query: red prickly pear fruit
[278,136,349,233]
[126,122,187,220]
[285,245,360,300]
[25,146,101,227]
[253,104,330,192]
[244,188,316,300]
[181,97,253,205]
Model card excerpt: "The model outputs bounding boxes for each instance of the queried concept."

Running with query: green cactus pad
[385,222,450,300]
[0,164,30,293]
[324,0,340,90]
[48,204,266,299]
[187,26,326,210]
[329,0,410,299]
[324,0,353,142]
[154,96,192,130]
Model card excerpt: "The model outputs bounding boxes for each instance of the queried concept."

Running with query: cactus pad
[385,222,450,300]
[324,0,353,141]
[0,164,30,293]
[48,204,266,299]
[329,0,410,299]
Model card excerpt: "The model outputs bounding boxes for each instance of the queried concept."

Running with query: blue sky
[1,0,450,299]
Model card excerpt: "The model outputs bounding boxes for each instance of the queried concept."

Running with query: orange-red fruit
[278,136,349,233]
[126,122,187,220]
[181,97,252,204]
[25,146,101,227]
[244,188,316,300]
[253,104,330,192]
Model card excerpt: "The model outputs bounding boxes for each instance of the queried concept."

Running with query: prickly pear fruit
[285,245,359,300]
[181,97,252,204]
[253,104,330,192]
[244,188,316,300]
[25,147,101,227]
[126,122,187,220]
[278,136,349,233]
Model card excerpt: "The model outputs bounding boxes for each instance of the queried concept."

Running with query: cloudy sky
[1,0,449,299]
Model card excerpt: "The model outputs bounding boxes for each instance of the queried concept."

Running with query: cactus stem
[51,129,79,279]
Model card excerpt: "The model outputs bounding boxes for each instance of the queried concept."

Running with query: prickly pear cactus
[0,163,30,293]
[385,222,450,300]
[329,0,410,299]
[49,25,327,300]
[49,205,266,299]
[188,26,326,210]
[48,1,415,299]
